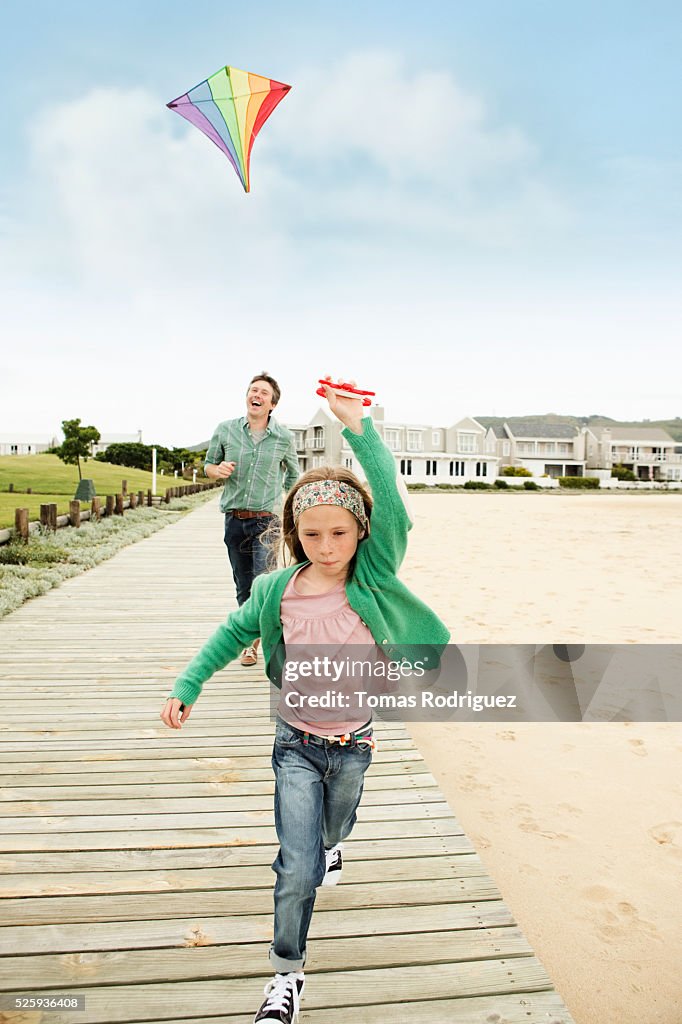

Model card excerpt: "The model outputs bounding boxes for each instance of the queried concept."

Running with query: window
[503,441,511,457]
[400,458,412,476]
[425,460,437,476]
[432,430,441,447]
[10,445,17,454]
[518,442,535,455]
[476,462,487,477]
[458,433,476,453]
[343,458,353,469]
[385,429,401,452]
[407,430,423,452]
[449,460,464,477]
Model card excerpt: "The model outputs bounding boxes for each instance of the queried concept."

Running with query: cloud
[0,48,571,297]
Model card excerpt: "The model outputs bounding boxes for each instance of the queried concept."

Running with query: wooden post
[165,489,171,504]
[105,495,115,517]
[121,479,128,496]
[26,487,32,494]
[69,500,81,528]
[8,483,13,493]
[15,508,29,541]
[91,497,102,521]
[129,492,138,509]
[40,504,57,531]
[115,494,124,515]
[147,489,153,507]
[138,489,144,506]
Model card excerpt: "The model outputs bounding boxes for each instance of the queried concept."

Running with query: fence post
[165,489,171,504]
[138,489,144,506]
[69,500,81,528]
[105,495,115,517]
[129,492,138,509]
[8,483,13,493]
[15,508,29,541]
[40,504,58,531]
[147,489,153,507]
[115,494,124,515]
[121,479,128,496]
[91,497,102,521]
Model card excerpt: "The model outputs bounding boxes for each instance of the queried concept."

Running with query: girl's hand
[160,697,193,730]
[320,376,364,434]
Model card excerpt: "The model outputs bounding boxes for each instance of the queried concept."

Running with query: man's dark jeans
[223,513,275,606]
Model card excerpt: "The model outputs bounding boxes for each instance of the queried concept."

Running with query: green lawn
[0,454,202,529]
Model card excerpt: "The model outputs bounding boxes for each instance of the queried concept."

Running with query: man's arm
[282,436,300,491]
[204,424,236,481]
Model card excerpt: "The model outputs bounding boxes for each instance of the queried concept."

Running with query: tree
[57,418,101,480]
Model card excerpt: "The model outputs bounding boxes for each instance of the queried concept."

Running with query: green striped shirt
[205,416,300,513]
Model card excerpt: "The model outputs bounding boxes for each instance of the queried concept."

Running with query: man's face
[246,380,276,417]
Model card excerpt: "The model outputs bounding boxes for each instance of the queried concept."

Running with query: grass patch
[0,491,217,618]
[0,453,191,500]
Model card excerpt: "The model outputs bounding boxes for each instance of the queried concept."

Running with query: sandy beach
[400,492,682,1023]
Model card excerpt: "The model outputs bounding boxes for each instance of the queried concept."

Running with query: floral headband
[292,479,369,531]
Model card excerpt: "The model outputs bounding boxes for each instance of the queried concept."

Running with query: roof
[503,420,579,439]
[597,427,676,443]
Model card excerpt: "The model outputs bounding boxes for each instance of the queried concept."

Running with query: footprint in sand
[581,885,661,942]
[648,821,682,853]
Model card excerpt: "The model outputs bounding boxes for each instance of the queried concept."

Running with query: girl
[161,380,450,1024]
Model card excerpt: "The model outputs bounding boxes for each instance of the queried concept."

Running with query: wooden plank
[115,995,575,1024]
[0,835,475,875]
[0,928,533,989]
[0,961,556,1023]
[0,770,436,802]
[0,786,442,817]
[0,901,515,956]
[0,852,488,898]
[0,761,430,782]
[0,877,502,926]
[0,818,465,855]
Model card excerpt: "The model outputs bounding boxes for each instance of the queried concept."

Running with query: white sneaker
[321,843,343,886]
[253,972,305,1023]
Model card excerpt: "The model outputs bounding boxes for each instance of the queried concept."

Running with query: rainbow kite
[167,65,291,192]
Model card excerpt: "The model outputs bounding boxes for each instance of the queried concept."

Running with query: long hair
[263,465,373,575]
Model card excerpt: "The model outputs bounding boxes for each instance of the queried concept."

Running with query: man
[204,372,300,665]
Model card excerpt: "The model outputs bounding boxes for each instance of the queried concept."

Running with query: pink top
[278,566,381,736]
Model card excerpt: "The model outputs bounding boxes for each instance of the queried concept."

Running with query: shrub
[558,476,600,489]
[523,480,540,490]
[494,479,509,489]
[464,480,492,490]
[501,466,533,477]
[611,463,636,481]
[407,483,427,490]
[0,540,71,566]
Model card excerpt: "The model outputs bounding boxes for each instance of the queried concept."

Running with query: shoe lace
[261,974,300,1016]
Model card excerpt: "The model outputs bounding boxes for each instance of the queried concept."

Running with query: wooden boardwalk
[0,499,575,1024]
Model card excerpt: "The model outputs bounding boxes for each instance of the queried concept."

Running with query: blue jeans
[223,513,275,606]
[269,717,373,973]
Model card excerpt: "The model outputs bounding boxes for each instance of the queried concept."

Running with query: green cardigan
[170,417,451,706]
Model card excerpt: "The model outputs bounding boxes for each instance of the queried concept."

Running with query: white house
[0,433,58,456]
[583,426,682,482]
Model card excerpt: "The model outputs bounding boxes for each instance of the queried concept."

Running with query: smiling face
[245,379,276,418]
[296,504,365,579]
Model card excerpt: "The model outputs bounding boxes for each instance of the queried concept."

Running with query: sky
[1,1,681,446]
